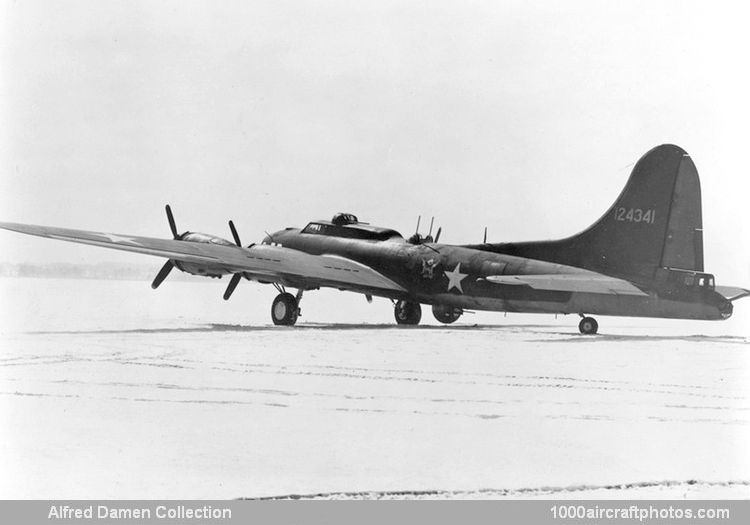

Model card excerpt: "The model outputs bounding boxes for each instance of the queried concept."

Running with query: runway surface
[1,277,748,498]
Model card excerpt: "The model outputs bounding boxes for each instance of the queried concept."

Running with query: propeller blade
[165,204,179,239]
[229,220,241,247]
[223,273,242,300]
[483,226,487,244]
[434,227,442,243]
[151,260,174,289]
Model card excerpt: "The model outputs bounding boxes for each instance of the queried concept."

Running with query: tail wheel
[578,316,598,335]
[394,300,422,325]
[272,293,299,326]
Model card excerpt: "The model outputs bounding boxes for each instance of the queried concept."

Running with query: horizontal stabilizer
[484,273,649,296]
[715,285,750,302]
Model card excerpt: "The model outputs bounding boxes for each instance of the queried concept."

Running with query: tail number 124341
[614,207,656,224]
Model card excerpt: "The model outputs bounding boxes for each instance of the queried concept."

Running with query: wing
[0,222,407,294]
[484,273,649,296]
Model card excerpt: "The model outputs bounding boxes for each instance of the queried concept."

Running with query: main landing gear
[578,315,599,335]
[394,300,422,325]
[394,301,464,325]
[271,287,303,326]
[432,304,463,324]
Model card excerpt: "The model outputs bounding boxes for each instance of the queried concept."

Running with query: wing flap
[241,250,407,292]
[484,273,649,296]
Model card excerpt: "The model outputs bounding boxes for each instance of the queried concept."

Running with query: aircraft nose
[262,229,287,245]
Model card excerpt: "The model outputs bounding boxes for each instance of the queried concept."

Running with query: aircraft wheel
[394,300,422,325]
[578,316,598,335]
[272,293,299,326]
[432,304,463,324]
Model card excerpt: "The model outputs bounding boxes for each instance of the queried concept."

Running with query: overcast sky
[1,0,748,283]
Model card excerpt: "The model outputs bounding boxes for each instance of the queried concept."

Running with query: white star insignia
[92,232,142,246]
[444,263,468,293]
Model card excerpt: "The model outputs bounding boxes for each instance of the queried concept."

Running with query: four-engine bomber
[1,144,747,333]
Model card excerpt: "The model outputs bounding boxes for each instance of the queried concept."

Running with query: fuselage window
[301,222,403,242]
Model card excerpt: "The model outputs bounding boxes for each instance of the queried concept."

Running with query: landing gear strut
[272,292,299,326]
[578,316,598,335]
[394,300,422,325]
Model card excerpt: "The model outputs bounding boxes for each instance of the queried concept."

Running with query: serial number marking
[614,207,655,224]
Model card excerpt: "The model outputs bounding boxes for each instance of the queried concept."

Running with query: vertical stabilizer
[473,144,704,282]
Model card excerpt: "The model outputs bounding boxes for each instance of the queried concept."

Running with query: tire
[394,300,422,325]
[432,304,462,324]
[578,316,598,335]
[272,293,299,326]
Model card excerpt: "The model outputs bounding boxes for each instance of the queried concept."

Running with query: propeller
[223,219,245,301]
[166,204,180,239]
[483,226,488,244]
[229,220,241,246]
[151,260,174,289]
[434,227,442,243]
[151,204,182,289]
[223,273,243,300]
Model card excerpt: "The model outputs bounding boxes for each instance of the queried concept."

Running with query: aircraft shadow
[534,333,748,345]
[22,324,748,343]
[26,323,556,335]
[243,478,750,500]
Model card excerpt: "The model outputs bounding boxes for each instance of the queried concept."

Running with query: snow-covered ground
[1,277,748,499]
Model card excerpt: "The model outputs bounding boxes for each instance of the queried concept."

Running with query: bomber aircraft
[1,144,748,334]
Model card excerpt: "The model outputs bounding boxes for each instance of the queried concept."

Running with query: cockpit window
[302,222,403,241]
[302,223,324,234]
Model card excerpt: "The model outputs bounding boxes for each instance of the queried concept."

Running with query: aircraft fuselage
[267,228,731,321]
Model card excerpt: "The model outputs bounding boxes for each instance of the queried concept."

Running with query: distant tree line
[0,262,195,281]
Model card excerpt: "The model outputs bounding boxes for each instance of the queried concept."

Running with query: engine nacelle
[181,232,235,246]
[432,304,463,324]
[174,232,236,278]
[173,261,227,278]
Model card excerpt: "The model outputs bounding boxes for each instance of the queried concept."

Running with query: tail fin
[481,144,704,281]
